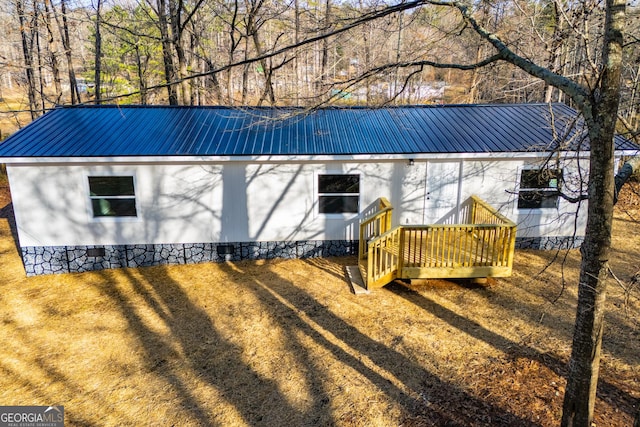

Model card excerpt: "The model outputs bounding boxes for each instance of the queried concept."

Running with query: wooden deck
[357,196,516,289]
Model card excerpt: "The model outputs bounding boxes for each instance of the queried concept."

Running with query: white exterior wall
[6,155,591,248]
[8,164,219,246]
[7,160,426,247]
[458,156,589,239]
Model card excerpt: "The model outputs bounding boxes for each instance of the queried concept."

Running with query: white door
[424,161,461,224]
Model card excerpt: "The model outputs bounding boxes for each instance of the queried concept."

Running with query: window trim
[85,173,141,222]
[517,166,562,211]
[316,171,361,217]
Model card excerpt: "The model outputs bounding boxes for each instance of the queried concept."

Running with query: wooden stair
[355,196,516,291]
[345,265,370,295]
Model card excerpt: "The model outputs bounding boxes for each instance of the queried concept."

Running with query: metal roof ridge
[51,102,571,111]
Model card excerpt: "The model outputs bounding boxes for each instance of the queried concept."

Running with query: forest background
[0,0,639,138]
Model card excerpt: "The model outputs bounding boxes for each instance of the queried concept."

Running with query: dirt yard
[0,182,638,426]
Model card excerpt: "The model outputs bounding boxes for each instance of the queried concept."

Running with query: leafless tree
[15,0,38,118]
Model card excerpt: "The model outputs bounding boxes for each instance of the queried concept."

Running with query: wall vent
[217,244,235,255]
[87,247,106,257]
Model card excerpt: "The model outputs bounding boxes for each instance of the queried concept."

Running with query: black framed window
[318,174,360,214]
[517,168,562,209]
[88,176,138,217]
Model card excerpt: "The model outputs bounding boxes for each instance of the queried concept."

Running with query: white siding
[6,155,591,247]
[7,160,426,246]
[460,157,588,239]
[8,164,219,246]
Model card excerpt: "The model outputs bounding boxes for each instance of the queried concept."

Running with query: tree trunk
[134,44,148,105]
[174,42,190,105]
[53,0,80,104]
[318,0,331,94]
[392,11,403,104]
[93,0,102,103]
[33,0,46,113]
[560,120,615,427]
[202,57,222,104]
[544,1,563,103]
[560,0,626,425]
[294,0,300,104]
[468,45,482,103]
[251,31,275,106]
[226,0,240,105]
[623,64,639,129]
[358,0,370,104]
[168,0,190,105]
[42,0,62,103]
[614,156,640,203]
[241,39,249,104]
[16,0,38,119]
[156,0,178,105]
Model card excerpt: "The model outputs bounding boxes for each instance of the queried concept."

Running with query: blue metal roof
[0,103,636,158]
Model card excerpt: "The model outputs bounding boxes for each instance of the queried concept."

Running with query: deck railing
[361,196,517,289]
[358,197,393,261]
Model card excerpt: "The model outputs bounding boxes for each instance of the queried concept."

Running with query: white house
[0,103,636,276]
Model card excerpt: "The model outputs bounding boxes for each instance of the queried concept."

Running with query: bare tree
[15,0,38,118]
[417,0,629,424]
[42,0,62,103]
[52,0,80,104]
[93,0,103,103]
[153,0,178,104]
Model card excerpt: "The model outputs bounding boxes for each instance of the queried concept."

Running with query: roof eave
[1,149,621,165]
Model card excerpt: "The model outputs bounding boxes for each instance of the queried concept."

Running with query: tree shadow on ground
[214,261,544,426]
[91,260,544,426]
[95,266,314,426]
[385,281,639,422]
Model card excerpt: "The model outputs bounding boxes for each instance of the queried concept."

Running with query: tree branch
[427,0,590,109]
[362,53,505,75]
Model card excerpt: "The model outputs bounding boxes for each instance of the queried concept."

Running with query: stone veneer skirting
[21,240,357,276]
[20,236,584,276]
[515,236,584,250]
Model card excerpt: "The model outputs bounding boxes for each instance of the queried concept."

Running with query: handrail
[378,197,393,210]
[399,224,515,268]
[358,197,393,260]
[367,225,402,287]
[470,195,516,226]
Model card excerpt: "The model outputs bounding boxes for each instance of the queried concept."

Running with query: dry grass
[0,183,638,426]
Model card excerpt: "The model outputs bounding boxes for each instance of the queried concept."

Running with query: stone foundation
[21,240,357,276]
[515,236,584,250]
[21,237,582,276]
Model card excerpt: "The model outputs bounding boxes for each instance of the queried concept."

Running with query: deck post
[366,241,375,289]
[505,226,517,268]
[358,197,394,262]
[397,227,405,277]
[470,198,478,225]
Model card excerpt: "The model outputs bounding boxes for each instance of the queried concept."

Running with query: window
[318,174,360,214]
[88,176,138,217]
[517,168,562,209]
